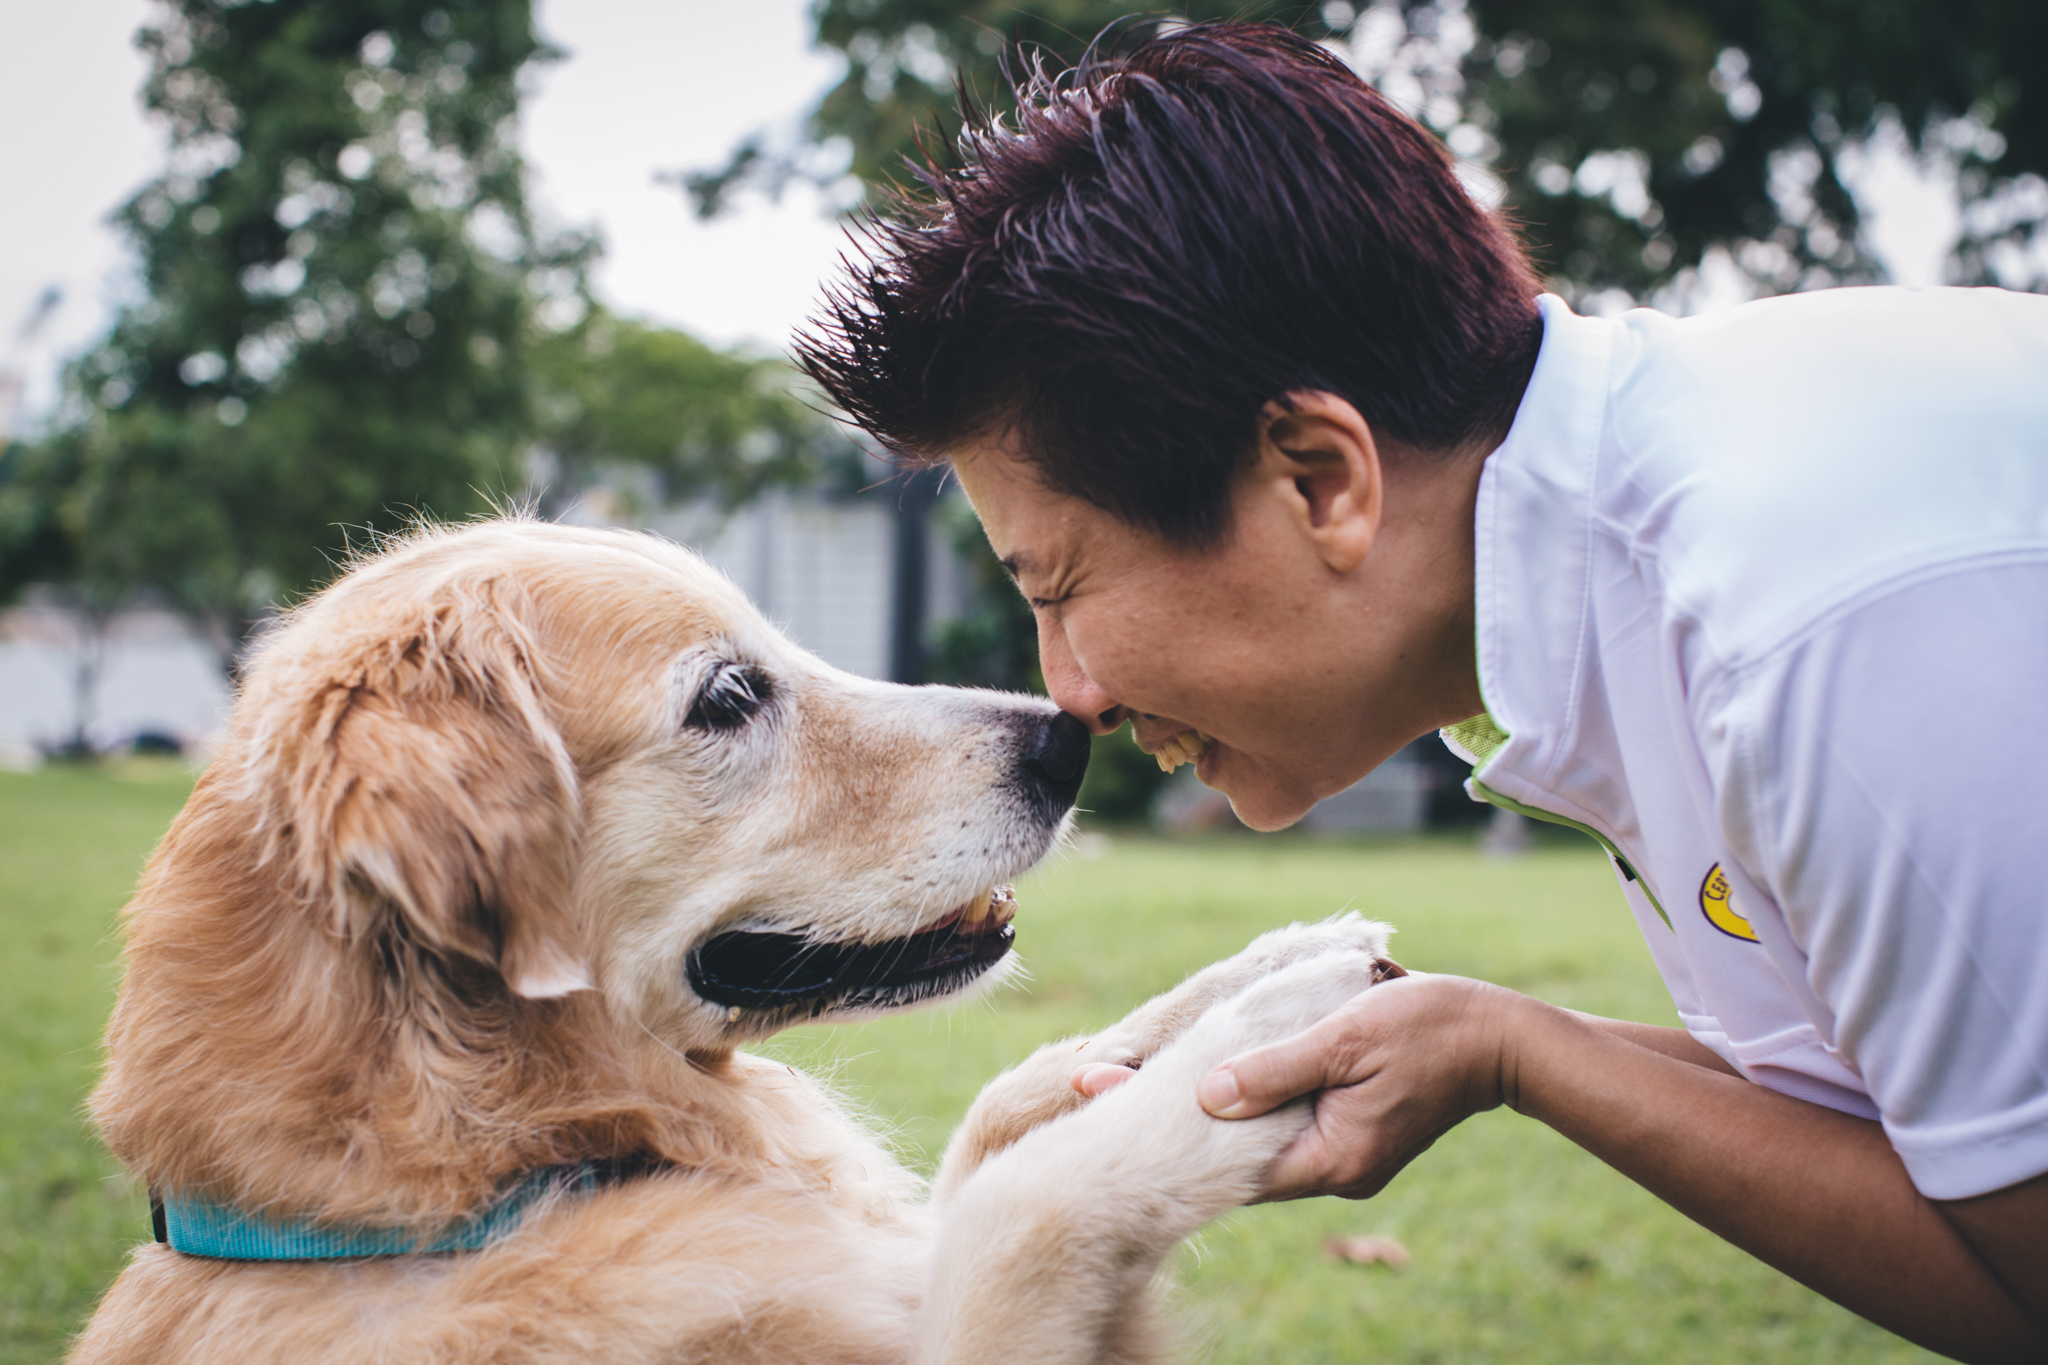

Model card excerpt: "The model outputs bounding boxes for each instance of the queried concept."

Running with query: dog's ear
[274,579,591,999]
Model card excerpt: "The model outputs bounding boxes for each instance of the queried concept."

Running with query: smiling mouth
[687,887,1018,1019]
[1140,727,1212,774]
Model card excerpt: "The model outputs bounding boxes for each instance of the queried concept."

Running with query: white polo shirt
[1443,287,2048,1201]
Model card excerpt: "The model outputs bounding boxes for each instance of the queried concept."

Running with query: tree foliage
[0,0,846,674]
[692,0,2048,298]
[3,0,573,664]
[529,309,858,517]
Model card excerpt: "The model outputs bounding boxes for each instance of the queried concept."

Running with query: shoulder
[1609,286,2048,416]
[1590,288,2048,674]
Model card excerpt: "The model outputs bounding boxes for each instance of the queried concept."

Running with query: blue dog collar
[152,1157,665,1260]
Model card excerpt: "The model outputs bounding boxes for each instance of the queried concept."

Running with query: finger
[1260,1117,1346,1201]
[1071,1062,1139,1097]
[1251,1127,1325,1203]
[1198,1021,1351,1119]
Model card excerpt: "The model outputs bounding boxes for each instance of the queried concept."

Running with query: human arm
[1192,972,2047,1364]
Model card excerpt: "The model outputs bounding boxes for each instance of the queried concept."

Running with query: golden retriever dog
[73,519,1394,1364]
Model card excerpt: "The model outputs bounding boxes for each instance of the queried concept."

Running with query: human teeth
[1144,728,1207,773]
[1152,729,1208,772]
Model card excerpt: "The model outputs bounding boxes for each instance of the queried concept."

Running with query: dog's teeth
[727,1006,741,1023]
[962,890,993,926]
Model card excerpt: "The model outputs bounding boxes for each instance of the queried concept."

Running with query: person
[797,20,2048,1363]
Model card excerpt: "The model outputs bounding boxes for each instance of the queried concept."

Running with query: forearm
[1507,997,2043,1363]
[1566,1011,1740,1074]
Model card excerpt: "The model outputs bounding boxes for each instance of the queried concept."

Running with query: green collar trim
[1468,778,1673,931]
[1445,713,1673,932]
[1442,713,1511,767]
[152,1157,666,1261]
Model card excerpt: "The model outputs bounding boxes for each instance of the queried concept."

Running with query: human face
[956,439,1398,831]
[954,397,1490,831]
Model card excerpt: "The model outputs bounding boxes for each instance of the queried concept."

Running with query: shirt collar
[1465,294,1617,811]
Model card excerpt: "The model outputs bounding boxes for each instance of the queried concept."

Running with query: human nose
[1037,611,1126,735]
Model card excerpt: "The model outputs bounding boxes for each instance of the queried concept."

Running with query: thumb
[1198,1025,1341,1119]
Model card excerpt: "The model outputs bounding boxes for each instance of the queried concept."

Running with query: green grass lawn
[3,765,1938,1363]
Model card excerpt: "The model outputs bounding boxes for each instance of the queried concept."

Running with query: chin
[1218,780,1321,833]
[1201,751,1321,832]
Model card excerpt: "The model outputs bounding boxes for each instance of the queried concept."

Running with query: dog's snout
[1020,711,1091,808]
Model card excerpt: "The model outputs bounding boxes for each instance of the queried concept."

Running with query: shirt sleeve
[1707,558,2048,1201]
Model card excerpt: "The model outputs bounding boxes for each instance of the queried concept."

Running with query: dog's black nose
[1020,710,1091,808]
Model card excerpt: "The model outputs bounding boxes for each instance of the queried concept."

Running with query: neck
[1349,434,1490,746]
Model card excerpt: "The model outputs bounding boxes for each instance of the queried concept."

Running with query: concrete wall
[572,484,965,684]
[636,493,897,681]
[0,489,956,768]
[0,603,230,766]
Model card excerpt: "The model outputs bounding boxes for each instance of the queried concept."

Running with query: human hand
[1189,972,1524,1201]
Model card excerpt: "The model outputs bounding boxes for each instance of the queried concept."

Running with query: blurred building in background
[0,471,1439,829]
[0,597,226,769]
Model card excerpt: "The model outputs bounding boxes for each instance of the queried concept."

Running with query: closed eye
[686,662,773,731]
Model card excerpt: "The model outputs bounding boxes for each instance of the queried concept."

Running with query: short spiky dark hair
[799,21,1542,547]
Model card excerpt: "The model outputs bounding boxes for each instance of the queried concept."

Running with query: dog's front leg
[916,948,1388,1365]
[932,913,1393,1203]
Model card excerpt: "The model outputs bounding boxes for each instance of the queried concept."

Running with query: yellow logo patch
[1699,864,1759,942]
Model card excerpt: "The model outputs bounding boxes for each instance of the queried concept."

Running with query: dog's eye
[687,663,772,731]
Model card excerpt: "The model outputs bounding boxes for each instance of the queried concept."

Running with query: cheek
[1066,609,1194,710]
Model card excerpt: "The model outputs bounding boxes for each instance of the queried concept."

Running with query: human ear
[1257,392,1382,574]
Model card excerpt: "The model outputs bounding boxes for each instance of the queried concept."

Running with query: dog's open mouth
[687,887,1018,1017]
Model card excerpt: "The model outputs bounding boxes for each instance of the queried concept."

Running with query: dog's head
[237,518,1087,1051]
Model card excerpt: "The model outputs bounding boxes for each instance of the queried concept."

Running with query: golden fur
[74,519,1391,1363]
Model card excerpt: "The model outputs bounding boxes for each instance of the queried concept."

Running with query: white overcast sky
[0,0,1962,429]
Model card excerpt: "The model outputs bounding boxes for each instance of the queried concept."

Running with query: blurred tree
[690,1,2047,298]
[0,0,846,677]
[1074,724,1177,825]
[0,0,581,671]
[1383,0,2047,297]
[0,433,119,757]
[922,490,1040,693]
[527,308,859,519]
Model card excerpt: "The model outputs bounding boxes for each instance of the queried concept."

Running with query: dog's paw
[1090,912,1393,1061]
[1012,948,1387,1229]
[1217,912,1395,986]
[933,916,1395,1202]
[1163,946,1385,1070]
